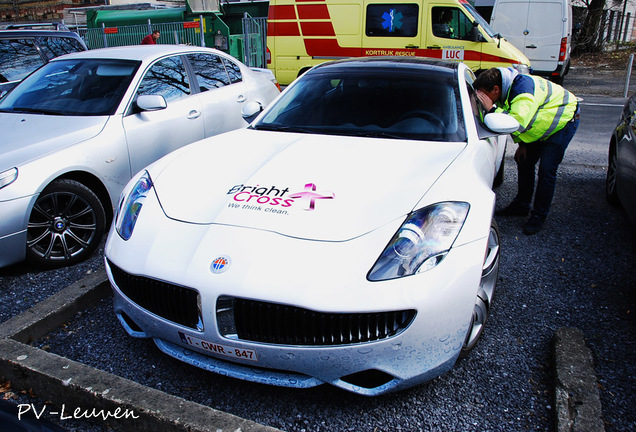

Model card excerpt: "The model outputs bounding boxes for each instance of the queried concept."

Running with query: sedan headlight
[368,202,469,281]
[115,171,153,240]
[0,167,18,190]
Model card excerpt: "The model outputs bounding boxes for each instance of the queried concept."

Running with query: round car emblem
[211,256,231,274]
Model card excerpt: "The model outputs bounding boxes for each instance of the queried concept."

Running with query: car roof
[307,56,462,76]
[50,45,231,63]
[0,29,84,40]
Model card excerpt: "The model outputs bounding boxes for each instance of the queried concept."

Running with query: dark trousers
[514,116,580,217]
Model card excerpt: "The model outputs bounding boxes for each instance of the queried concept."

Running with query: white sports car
[104,58,518,396]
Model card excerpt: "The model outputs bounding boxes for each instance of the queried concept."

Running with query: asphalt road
[1,75,635,432]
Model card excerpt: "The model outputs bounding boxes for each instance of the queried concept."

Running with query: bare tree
[574,0,607,54]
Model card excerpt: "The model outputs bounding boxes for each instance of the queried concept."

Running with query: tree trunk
[574,0,607,54]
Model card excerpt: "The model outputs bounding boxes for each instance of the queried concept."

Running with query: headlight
[115,171,153,240]
[0,167,18,190]
[367,202,469,281]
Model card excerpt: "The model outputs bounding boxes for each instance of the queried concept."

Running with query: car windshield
[0,58,140,116]
[254,69,466,142]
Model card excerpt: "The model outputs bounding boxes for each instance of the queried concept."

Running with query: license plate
[178,331,258,362]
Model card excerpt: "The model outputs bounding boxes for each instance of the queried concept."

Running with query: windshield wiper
[251,124,314,134]
[335,129,405,139]
[7,107,66,115]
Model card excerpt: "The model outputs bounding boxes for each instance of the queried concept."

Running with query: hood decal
[226,182,334,214]
[288,183,334,211]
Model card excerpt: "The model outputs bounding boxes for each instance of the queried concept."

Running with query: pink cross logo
[288,183,335,211]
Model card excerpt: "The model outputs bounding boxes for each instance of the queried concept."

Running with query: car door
[122,54,205,176]
[523,1,564,74]
[466,71,504,183]
[618,97,636,222]
[185,52,249,137]
[427,5,486,69]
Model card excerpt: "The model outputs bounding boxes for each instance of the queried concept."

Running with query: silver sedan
[0,45,280,268]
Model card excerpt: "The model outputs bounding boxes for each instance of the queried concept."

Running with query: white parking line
[579,102,624,107]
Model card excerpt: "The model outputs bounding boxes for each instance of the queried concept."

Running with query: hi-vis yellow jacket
[497,74,578,143]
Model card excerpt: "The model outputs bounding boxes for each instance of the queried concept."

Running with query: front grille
[218,297,416,346]
[107,260,202,330]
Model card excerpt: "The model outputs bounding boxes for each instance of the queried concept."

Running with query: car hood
[0,113,107,170]
[151,129,466,241]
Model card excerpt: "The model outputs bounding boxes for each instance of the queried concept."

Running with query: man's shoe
[523,214,546,235]
[495,202,530,217]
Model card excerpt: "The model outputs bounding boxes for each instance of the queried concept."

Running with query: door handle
[526,44,537,49]
[427,46,442,50]
[187,110,201,119]
[237,95,247,103]
[405,45,419,49]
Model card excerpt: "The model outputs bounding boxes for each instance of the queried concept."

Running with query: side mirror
[468,22,485,42]
[484,112,520,134]
[242,101,263,123]
[135,95,167,112]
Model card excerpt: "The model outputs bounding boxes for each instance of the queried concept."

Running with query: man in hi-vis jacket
[475,67,580,235]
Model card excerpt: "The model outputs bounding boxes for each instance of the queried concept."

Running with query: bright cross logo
[288,183,335,211]
[382,9,403,33]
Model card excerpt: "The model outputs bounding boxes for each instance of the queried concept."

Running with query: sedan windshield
[0,59,140,116]
[254,69,466,142]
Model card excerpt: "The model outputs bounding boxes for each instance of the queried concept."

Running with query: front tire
[606,144,620,205]
[26,179,106,268]
[493,156,505,188]
[460,218,500,357]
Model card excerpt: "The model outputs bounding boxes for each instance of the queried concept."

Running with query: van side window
[366,4,419,37]
[431,7,475,40]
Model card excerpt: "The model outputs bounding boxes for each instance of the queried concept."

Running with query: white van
[489,0,572,84]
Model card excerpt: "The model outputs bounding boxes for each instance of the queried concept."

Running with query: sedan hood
[0,113,107,170]
[151,129,466,241]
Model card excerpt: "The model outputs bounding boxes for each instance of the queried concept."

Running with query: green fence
[78,17,267,68]
[80,21,205,50]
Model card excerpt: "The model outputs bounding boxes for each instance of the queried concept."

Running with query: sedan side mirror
[484,112,520,134]
[135,95,167,112]
[242,101,263,123]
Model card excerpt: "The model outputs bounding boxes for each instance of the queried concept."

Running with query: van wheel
[26,179,106,268]
[550,75,564,85]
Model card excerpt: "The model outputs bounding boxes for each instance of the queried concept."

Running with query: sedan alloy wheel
[26,179,105,267]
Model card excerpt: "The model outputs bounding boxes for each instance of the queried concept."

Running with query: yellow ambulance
[267,0,531,85]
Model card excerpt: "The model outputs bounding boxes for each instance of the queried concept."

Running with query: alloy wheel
[26,179,105,267]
